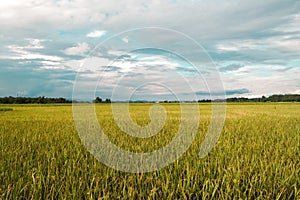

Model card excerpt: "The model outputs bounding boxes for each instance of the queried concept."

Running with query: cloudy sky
[0,0,299,100]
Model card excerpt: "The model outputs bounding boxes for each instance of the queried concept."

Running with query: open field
[0,103,299,199]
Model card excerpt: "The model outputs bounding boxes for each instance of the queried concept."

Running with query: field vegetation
[0,103,299,199]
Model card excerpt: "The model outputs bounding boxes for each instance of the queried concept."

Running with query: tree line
[225,94,300,102]
[0,96,72,104]
[0,94,299,104]
[93,97,111,103]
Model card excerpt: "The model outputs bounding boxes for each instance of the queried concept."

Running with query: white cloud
[272,14,300,33]
[40,60,62,68]
[40,60,59,65]
[215,34,300,55]
[122,36,129,43]
[86,30,106,38]
[5,42,63,62]
[107,50,127,56]
[63,43,90,56]
[273,39,300,52]
[25,38,45,49]
[7,38,45,52]
[0,0,297,41]
[0,0,299,98]
[294,90,300,94]
[215,40,265,52]
[17,54,62,61]
[220,63,300,97]
[215,44,239,52]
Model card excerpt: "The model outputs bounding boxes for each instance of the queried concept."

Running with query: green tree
[93,97,102,103]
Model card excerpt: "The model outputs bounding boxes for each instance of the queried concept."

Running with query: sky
[0,0,299,101]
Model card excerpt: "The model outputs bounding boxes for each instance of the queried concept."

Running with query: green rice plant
[0,108,13,112]
[0,103,299,199]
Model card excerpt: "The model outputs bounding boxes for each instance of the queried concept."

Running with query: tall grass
[0,108,13,112]
[0,103,299,199]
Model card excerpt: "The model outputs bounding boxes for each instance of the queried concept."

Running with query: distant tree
[93,97,102,103]
[105,98,111,103]
[198,99,211,103]
[0,96,72,104]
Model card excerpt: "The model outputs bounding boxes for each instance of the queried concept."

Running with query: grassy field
[0,103,299,199]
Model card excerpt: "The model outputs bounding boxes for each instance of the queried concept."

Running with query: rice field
[0,103,299,199]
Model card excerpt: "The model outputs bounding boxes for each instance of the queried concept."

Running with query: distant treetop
[0,96,72,104]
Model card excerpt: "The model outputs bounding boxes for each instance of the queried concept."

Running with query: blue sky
[0,0,299,100]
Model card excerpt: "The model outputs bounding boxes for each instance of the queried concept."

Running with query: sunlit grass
[0,103,299,199]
